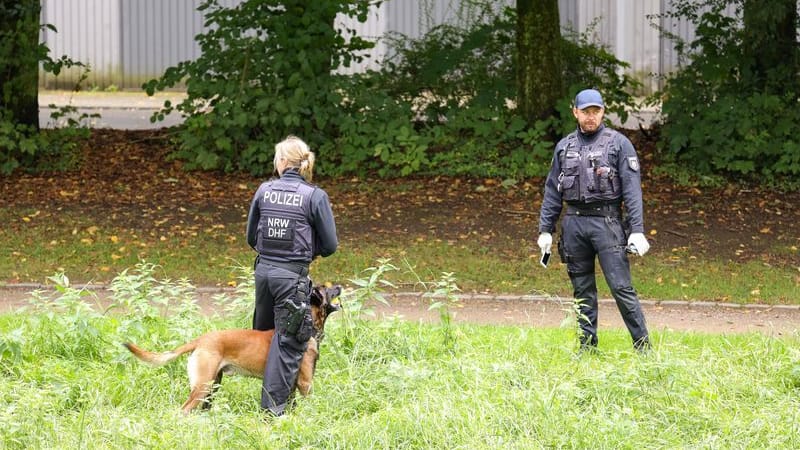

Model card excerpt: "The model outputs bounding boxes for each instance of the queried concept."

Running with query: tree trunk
[516,0,563,126]
[0,0,41,129]
[742,0,798,94]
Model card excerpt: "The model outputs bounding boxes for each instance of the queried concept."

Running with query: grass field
[1,271,799,449]
[1,208,799,305]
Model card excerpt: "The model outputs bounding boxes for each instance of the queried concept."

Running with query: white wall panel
[335,2,389,75]
[658,0,738,77]
[121,0,206,88]
[41,0,121,89]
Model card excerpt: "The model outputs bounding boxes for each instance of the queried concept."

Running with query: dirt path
[2,286,798,337]
[376,294,800,337]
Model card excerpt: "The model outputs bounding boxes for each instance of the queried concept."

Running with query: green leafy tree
[0,1,89,175]
[741,0,798,95]
[331,3,637,178]
[145,0,377,174]
[657,0,800,178]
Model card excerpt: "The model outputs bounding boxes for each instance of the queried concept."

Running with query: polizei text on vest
[264,191,304,207]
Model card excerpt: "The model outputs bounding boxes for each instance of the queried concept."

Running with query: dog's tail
[123,341,197,367]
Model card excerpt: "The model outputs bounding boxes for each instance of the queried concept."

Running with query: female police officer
[537,89,650,353]
[246,135,338,416]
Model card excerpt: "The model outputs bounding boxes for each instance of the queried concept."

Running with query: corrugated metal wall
[628,0,662,94]
[41,0,122,89]
[657,0,738,77]
[40,0,236,89]
[335,1,388,74]
[39,0,712,94]
[121,0,201,89]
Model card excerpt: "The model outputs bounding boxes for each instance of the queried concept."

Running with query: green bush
[656,0,800,178]
[144,0,375,175]
[0,119,89,174]
[320,5,638,179]
[148,1,638,179]
[375,9,637,132]
[319,74,431,177]
[376,6,518,121]
[663,91,800,176]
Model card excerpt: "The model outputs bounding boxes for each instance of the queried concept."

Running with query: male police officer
[246,136,338,416]
[537,89,651,352]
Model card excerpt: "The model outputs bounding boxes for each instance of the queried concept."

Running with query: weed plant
[1,267,799,449]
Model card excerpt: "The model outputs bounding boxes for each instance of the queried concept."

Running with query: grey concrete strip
[36,91,662,130]
[39,90,187,109]
[39,90,187,129]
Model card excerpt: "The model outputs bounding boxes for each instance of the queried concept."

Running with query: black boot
[633,336,651,353]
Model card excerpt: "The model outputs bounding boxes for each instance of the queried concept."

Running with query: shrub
[321,5,639,178]
[144,0,375,175]
[148,1,639,179]
[655,0,800,178]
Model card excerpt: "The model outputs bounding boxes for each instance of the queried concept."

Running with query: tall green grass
[1,267,799,449]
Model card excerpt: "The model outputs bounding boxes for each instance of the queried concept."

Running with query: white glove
[537,232,552,255]
[627,233,650,256]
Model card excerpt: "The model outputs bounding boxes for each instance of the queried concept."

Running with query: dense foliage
[6,0,800,184]
[656,0,800,178]
[320,7,637,179]
[0,2,91,175]
[143,0,376,174]
[147,1,637,179]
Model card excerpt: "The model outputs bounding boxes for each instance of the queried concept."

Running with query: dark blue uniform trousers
[253,262,310,416]
[560,214,649,349]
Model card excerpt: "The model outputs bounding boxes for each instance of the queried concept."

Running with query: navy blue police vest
[256,178,317,263]
[558,129,621,204]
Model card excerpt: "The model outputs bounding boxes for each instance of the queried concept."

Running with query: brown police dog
[123,284,342,414]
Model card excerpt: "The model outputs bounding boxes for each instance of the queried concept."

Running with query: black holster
[283,278,313,342]
[557,234,569,264]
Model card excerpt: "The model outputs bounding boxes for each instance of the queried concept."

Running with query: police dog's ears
[310,284,342,310]
[310,286,323,306]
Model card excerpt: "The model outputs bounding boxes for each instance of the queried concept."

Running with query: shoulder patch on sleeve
[627,156,640,172]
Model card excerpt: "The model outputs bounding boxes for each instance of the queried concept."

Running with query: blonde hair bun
[274,136,316,181]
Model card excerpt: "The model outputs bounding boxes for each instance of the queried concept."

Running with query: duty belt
[565,203,622,218]
[258,257,309,276]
